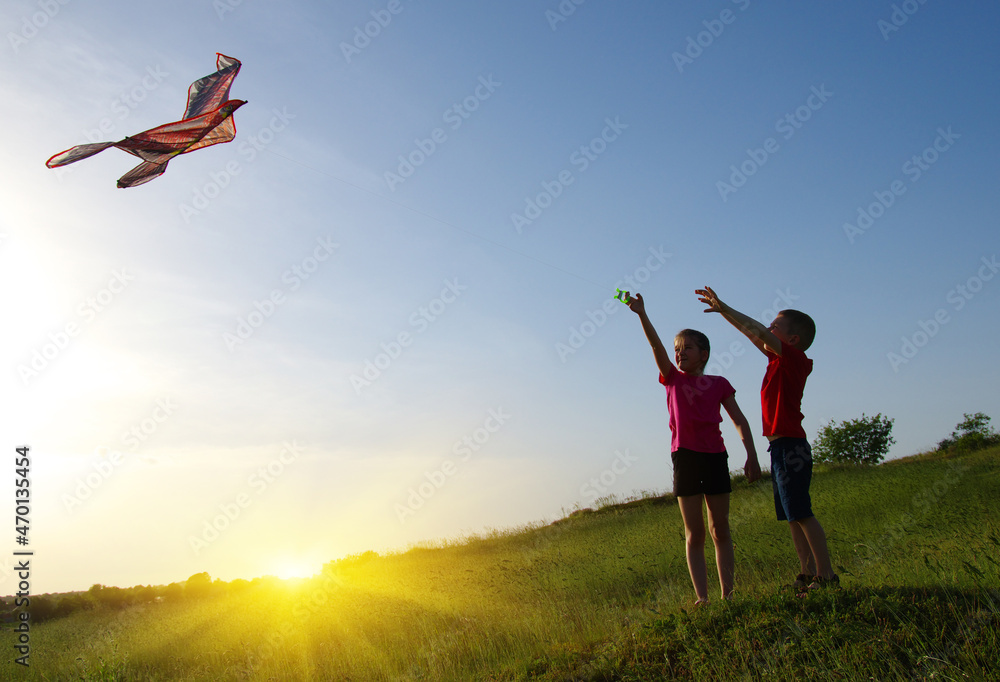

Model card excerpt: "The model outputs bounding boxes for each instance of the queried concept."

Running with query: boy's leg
[791,515,834,580]
[771,438,828,580]
[788,521,817,576]
[677,495,709,601]
[705,493,734,598]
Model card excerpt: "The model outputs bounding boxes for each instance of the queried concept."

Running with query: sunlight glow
[271,561,317,581]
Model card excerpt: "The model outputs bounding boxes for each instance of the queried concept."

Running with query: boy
[695,286,837,590]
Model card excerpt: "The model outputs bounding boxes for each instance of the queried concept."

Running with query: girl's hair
[674,329,711,361]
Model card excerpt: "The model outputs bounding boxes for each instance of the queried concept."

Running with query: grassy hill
[11,446,1000,681]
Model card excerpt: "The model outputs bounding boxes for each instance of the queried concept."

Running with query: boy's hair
[778,310,816,350]
[674,329,711,361]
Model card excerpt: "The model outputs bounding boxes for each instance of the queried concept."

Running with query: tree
[813,413,895,465]
[937,412,999,453]
[163,582,185,602]
[53,593,92,619]
[133,584,158,604]
[87,583,131,609]
[20,595,56,623]
[185,572,213,600]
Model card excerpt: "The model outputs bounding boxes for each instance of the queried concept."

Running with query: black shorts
[671,449,731,497]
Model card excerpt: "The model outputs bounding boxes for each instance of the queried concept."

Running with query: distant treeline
[0,572,287,624]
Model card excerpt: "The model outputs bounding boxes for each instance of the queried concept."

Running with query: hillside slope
[15,447,1000,681]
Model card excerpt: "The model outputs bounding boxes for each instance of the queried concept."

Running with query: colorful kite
[46,54,246,188]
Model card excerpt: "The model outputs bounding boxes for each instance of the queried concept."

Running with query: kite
[46,53,246,188]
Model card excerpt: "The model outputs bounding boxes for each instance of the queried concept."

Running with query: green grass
[10,446,1000,681]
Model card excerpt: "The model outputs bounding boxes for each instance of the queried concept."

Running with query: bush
[937,412,999,453]
[813,413,895,465]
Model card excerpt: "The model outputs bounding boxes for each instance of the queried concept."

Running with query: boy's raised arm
[696,286,782,356]
[626,293,676,380]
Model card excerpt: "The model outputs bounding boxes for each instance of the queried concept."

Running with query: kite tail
[117,160,168,188]
[45,142,116,168]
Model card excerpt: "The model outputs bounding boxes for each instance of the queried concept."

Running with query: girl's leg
[677,494,708,601]
[705,493,734,598]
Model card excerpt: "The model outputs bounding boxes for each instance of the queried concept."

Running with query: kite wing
[45,142,117,168]
[116,161,169,188]
[183,53,242,119]
[45,54,245,188]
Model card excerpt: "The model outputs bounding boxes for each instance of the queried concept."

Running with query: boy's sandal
[807,574,840,590]
[791,573,813,590]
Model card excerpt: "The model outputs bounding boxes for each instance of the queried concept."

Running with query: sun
[272,561,316,581]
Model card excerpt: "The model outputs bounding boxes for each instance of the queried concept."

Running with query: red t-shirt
[761,341,812,438]
[660,371,735,453]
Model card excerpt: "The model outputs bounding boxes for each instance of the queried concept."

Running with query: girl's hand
[744,457,761,483]
[626,292,645,314]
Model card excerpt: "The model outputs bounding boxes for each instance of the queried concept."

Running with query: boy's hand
[696,285,780,356]
[695,286,726,314]
[626,292,645,315]
[744,457,761,483]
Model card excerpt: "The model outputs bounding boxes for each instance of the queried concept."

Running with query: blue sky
[1,0,998,593]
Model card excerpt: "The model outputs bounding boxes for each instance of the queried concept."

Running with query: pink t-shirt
[659,370,735,453]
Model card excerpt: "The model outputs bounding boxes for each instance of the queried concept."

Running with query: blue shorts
[671,449,731,497]
[768,437,813,522]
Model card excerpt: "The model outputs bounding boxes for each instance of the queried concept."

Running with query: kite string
[262,147,609,292]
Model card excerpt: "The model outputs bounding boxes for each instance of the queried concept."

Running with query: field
[8,446,1000,681]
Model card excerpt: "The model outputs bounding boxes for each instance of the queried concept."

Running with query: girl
[628,292,761,604]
